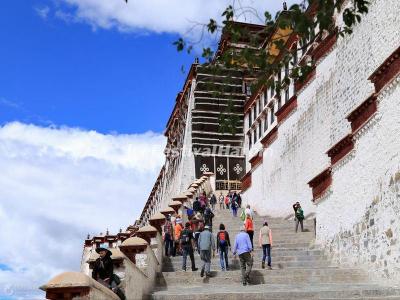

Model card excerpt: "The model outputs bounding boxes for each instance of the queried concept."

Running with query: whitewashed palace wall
[242,0,400,282]
[242,42,336,218]
[317,81,400,283]
[156,80,197,213]
[175,79,197,193]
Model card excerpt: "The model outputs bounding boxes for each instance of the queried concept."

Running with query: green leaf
[173,38,185,52]
[207,19,218,33]
[264,11,272,22]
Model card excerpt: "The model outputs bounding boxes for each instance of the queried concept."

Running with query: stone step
[193,92,246,101]
[151,283,400,300]
[194,84,243,94]
[153,215,397,300]
[164,254,327,265]
[168,247,316,257]
[162,260,332,272]
[156,268,369,286]
[212,219,314,226]
[208,227,314,234]
[203,232,316,240]
[195,66,243,78]
[164,251,325,262]
[195,75,243,85]
[164,251,326,262]
[212,216,313,222]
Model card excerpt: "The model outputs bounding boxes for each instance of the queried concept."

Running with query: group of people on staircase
[89,195,306,298]
[218,190,242,213]
[86,191,307,299]
[159,190,308,287]
[161,193,279,286]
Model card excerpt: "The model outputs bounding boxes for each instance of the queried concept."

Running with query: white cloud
[0,122,165,299]
[35,5,50,20]
[55,0,300,36]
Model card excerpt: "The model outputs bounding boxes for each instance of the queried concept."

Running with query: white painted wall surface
[243,0,400,281]
[316,78,400,282]
[243,0,399,214]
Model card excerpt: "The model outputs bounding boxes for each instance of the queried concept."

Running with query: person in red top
[244,214,254,250]
[224,195,230,209]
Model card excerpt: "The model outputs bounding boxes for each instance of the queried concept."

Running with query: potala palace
[40,0,400,298]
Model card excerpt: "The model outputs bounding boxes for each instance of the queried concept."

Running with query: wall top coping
[40,272,120,299]
[160,207,176,214]
[169,200,183,207]
[185,191,194,197]
[137,225,158,233]
[149,212,166,221]
[121,236,148,247]
[41,272,90,289]
[172,193,188,200]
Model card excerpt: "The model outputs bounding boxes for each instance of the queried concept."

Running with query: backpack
[180,229,191,245]
[296,208,304,220]
[218,231,227,247]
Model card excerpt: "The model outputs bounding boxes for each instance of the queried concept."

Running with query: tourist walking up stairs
[232,225,253,286]
[198,225,215,278]
[259,221,273,269]
[180,222,198,272]
[216,223,231,271]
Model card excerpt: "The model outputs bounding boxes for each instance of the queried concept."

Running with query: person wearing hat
[92,245,113,284]
[198,225,215,277]
[92,244,126,300]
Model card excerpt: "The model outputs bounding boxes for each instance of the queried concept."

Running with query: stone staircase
[151,209,400,299]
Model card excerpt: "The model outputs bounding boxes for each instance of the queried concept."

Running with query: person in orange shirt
[244,214,254,250]
[174,218,183,256]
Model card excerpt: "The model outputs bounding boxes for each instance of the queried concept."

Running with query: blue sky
[0,0,194,134]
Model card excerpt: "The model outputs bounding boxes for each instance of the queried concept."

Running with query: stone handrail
[40,271,120,300]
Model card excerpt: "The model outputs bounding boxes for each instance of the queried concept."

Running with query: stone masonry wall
[317,79,400,283]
